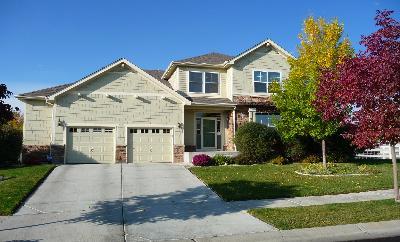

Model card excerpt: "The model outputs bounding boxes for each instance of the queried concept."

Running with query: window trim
[252,69,282,94]
[188,71,220,94]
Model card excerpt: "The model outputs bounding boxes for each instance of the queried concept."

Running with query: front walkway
[230,189,393,210]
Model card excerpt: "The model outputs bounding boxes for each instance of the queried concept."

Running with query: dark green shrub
[284,136,320,162]
[300,155,321,163]
[0,125,22,164]
[234,122,283,163]
[233,154,254,165]
[212,154,233,166]
[270,156,286,165]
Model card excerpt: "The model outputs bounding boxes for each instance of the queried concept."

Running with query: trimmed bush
[234,122,283,163]
[192,154,213,166]
[301,155,321,164]
[212,154,233,166]
[0,124,22,164]
[284,136,319,162]
[270,156,286,165]
[232,154,253,165]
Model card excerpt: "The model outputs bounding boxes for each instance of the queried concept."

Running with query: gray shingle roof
[19,67,171,97]
[185,96,235,105]
[176,52,233,65]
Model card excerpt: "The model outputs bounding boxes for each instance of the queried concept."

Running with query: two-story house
[17,39,293,164]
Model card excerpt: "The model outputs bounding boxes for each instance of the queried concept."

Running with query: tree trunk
[322,139,327,169]
[390,143,399,202]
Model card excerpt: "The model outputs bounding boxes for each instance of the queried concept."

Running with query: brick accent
[116,145,127,163]
[224,110,235,151]
[51,145,65,163]
[173,145,184,163]
[236,107,250,128]
[233,95,275,107]
[22,145,50,163]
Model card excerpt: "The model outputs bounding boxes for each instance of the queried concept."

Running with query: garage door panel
[66,127,115,164]
[128,128,173,163]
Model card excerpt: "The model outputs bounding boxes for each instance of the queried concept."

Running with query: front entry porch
[184,106,235,154]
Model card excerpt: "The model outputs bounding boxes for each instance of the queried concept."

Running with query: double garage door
[127,128,173,163]
[66,127,173,163]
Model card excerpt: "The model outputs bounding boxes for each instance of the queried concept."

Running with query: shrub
[232,154,254,165]
[0,123,22,164]
[234,122,283,163]
[192,154,213,166]
[270,156,286,165]
[284,136,320,162]
[300,155,321,164]
[212,154,233,166]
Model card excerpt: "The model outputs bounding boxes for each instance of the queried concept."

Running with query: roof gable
[17,59,190,104]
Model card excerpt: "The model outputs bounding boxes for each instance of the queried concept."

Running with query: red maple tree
[314,10,400,201]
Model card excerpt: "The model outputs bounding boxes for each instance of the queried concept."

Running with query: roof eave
[162,61,227,80]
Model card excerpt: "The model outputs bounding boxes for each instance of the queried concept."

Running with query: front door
[202,118,216,149]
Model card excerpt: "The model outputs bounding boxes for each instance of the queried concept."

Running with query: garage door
[66,127,115,163]
[127,128,173,163]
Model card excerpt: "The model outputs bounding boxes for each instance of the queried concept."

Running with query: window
[104,128,113,133]
[163,129,170,134]
[69,128,77,133]
[255,113,280,127]
[253,71,281,93]
[93,128,102,133]
[189,72,203,92]
[152,129,160,134]
[81,128,89,133]
[189,71,219,93]
[141,129,149,133]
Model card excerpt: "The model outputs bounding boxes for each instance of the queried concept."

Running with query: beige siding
[178,67,227,98]
[23,100,52,145]
[168,67,180,90]
[53,69,184,146]
[231,45,290,95]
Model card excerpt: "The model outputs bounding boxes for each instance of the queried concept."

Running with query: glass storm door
[202,118,216,148]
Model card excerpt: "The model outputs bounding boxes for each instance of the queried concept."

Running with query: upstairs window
[189,71,219,93]
[253,70,281,93]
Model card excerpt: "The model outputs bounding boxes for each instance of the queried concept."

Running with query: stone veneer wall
[223,110,235,151]
[116,145,127,163]
[174,145,185,163]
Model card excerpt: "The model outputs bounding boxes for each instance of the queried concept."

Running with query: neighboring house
[17,39,293,164]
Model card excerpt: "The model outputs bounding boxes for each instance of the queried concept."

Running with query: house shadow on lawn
[67,180,298,226]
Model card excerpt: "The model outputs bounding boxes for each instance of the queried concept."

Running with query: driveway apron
[0,163,274,241]
[0,165,124,242]
[122,163,275,241]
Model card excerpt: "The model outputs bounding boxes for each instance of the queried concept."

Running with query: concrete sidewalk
[229,189,394,210]
[185,219,400,242]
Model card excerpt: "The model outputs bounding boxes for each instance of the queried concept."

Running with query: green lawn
[190,160,397,201]
[249,199,400,230]
[0,164,55,215]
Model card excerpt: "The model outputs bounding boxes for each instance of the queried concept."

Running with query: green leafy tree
[273,17,353,168]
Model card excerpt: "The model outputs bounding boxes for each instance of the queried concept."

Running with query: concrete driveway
[0,163,274,241]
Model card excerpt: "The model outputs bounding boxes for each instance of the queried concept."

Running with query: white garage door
[127,128,173,163]
[66,127,115,164]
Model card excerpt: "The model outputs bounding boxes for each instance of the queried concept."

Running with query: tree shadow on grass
[67,180,297,226]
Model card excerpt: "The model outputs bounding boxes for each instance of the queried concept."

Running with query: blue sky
[1,0,399,111]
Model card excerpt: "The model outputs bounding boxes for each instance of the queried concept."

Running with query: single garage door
[127,128,173,163]
[66,127,115,163]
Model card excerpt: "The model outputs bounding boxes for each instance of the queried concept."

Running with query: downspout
[233,106,237,151]
[45,97,54,159]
